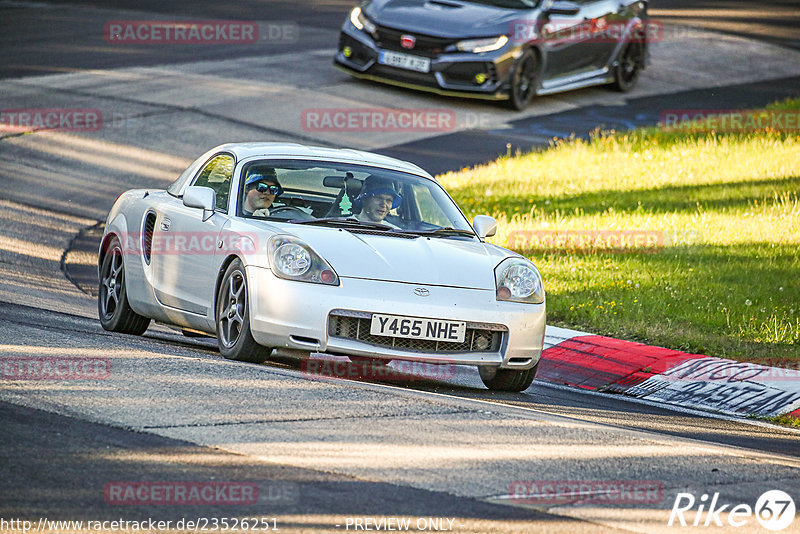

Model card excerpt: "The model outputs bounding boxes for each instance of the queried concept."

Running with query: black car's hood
[365,0,530,38]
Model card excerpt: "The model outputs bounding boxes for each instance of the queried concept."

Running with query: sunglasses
[254,183,282,195]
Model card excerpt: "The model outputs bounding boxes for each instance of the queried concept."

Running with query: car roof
[218,142,433,178]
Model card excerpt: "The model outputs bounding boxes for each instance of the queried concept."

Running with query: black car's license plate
[378,50,431,73]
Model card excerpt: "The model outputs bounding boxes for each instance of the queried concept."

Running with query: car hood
[281,225,510,289]
[365,0,523,38]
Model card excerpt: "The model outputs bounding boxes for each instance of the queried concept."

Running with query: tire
[508,49,538,110]
[611,40,645,92]
[215,259,270,363]
[98,236,150,335]
[479,361,538,392]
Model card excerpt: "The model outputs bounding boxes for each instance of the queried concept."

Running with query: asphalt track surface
[2,1,800,532]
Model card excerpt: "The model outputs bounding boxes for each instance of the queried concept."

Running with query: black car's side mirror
[544,0,581,16]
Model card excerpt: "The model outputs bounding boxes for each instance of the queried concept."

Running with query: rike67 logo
[669,490,796,531]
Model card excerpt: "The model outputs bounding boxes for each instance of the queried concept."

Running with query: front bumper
[334,25,516,101]
[247,265,545,370]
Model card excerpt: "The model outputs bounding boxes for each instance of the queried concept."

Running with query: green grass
[440,98,800,365]
[763,414,800,428]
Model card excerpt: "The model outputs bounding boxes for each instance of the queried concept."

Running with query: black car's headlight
[456,35,508,53]
[268,236,339,286]
[349,6,377,35]
[495,257,544,304]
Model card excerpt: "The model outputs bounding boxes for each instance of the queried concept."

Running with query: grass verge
[440,98,800,366]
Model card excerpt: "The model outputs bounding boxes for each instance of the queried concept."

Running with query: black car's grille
[371,64,440,87]
[373,25,457,58]
[328,310,505,354]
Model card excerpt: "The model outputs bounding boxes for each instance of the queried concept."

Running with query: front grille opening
[328,312,504,354]
[143,211,156,265]
[442,62,495,86]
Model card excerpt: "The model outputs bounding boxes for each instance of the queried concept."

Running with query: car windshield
[238,160,474,236]
[460,0,539,9]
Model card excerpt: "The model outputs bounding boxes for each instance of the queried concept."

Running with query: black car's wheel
[216,259,270,363]
[479,361,538,392]
[508,49,539,110]
[612,40,645,92]
[98,236,150,335]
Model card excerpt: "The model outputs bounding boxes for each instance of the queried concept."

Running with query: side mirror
[473,215,497,239]
[545,0,580,16]
[183,186,216,221]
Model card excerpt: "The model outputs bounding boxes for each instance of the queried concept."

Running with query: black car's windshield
[460,0,539,9]
[238,160,474,235]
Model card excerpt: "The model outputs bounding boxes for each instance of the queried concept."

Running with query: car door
[150,153,235,317]
[539,0,610,80]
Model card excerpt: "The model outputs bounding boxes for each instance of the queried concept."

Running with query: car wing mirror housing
[183,186,216,221]
[473,215,498,239]
[545,0,581,16]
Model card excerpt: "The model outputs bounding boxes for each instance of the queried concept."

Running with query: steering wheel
[269,206,314,219]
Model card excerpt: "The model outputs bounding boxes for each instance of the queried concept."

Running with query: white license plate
[370,314,466,343]
[378,50,431,73]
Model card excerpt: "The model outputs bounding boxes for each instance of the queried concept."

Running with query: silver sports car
[98,143,545,391]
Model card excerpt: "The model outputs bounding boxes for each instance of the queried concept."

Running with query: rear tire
[215,259,270,363]
[98,236,150,335]
[479,361,538,392]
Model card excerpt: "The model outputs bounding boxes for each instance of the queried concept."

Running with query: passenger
[354,176,402,227]
[242,170,283,217]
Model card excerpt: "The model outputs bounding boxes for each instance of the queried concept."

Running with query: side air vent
[143,211,156,265]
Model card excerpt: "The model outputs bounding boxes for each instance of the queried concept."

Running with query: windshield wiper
[411,227,477,238]
[288,216,394,231]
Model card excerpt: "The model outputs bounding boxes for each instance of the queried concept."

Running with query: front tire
[611,40,645,92]
[479,361,538,392]
[508,49,538,110]
[98,236,150,335]
[215,259,270,363]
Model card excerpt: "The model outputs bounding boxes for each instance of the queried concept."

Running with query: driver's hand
[252,208,270,217]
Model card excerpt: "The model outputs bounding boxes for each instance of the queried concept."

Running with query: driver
[242,170,283,217]
[354,176,402,227]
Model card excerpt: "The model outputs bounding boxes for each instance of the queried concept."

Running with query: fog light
[475,73,487,84]
[474,335,490,351]
[343,46,352,58]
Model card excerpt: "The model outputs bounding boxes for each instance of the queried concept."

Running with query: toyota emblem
[400,34,416,49]
[414,287,430,297]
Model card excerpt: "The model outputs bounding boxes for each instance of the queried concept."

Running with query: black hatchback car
[334,0,649,109]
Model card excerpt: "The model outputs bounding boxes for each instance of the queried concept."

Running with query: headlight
[456,35,508,53]
[350,6,376,35]
[268,236,339,285]
[495,257,544,304]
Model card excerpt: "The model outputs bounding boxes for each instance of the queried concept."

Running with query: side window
[411,183,451,227]
[193,154,235,212]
